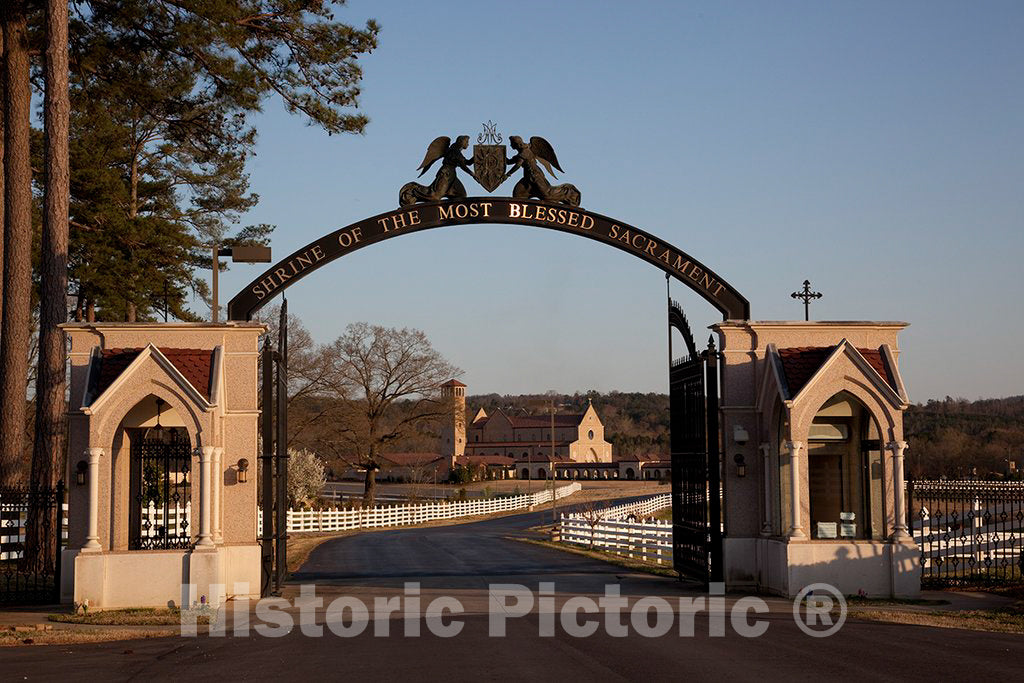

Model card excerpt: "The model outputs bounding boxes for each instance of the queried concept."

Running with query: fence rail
[262,483,582,534]
[909,479,1024,586]
[558,493,673,564]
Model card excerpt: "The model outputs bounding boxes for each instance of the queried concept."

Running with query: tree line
[904,396,1024,480]
[0,2,379,488]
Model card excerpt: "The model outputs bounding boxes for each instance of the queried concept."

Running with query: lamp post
[549,399,558,525]
[211,245,273,322]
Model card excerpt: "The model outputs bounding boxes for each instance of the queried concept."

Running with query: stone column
[888,440,910,540]
[759,442,772,535]
[212,446,223,544]
[197,446,215,547]
[786,441,806,539]
[83,447,104,551]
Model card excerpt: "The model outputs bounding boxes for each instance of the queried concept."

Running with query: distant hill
[905,396,1024,479]
[467,392,1024,479]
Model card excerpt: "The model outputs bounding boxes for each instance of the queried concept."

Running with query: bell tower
[440,379,466,464]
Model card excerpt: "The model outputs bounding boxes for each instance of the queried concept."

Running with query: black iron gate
[668,299,722,584]
[260,300,289,597]
[1,482,65,605]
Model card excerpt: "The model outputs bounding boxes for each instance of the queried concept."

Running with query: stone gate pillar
[60,322,265,609]
[714,321,920,598]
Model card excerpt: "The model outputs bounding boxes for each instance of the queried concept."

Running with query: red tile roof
[457,455,517,467]
[509,414,584,428]
[94,347,215,401]
[777,345,895,397]
[441,379,466,387]
[777,347,834,396]
[379,453,445,467]
[858,349,897,389]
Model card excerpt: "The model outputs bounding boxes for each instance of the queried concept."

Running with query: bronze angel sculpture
[399,135,475,206]
[504,135,581,206]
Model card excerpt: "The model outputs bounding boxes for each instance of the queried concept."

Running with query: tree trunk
[0,28,6,350]
[25,0,70,575]
[0,2,32,487]
[32,0,70,494]
[362,465,377,507]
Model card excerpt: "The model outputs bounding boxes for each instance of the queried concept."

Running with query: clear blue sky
[213,0,1024,401]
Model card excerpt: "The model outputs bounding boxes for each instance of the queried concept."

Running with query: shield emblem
[472,144,507,193]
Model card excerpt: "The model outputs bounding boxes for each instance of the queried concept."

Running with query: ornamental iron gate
[129,429,192,550]
[260,300,289,597]
[0,482,65,604]
[908,479,1024,587]
[668,299,723,584]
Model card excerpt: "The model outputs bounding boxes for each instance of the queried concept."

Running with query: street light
[211,245,273,322]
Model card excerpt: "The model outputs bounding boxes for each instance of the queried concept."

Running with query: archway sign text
[227,198,750,322]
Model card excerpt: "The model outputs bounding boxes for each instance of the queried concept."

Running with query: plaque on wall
[816,522,838,539]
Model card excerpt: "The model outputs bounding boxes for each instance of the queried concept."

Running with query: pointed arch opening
[807,391,885,541]
[114,395,194,551]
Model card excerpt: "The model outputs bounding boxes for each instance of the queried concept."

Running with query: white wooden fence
[591,493,672,521]
[0,503,70,561]
[261,482,582,534]
[558,493,673,564]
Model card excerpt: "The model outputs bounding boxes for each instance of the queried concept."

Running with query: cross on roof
[791,280,822,321]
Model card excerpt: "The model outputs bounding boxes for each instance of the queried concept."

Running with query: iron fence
[909,479,1024,586]
[0,482,65,604]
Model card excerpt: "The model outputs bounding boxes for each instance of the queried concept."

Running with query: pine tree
[32,0,71,492]
[0,1,33,485]
[64,0,379,319]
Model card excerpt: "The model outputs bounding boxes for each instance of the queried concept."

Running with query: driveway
[1,502,1021,680]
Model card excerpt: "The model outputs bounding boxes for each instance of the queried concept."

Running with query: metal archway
[227,197,749,321]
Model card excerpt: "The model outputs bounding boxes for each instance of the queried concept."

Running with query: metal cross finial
[791,279,822,321]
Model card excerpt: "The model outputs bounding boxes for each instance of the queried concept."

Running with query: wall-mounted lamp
[237,458,250,483]
[733,425,749,445]
[733,453,746,478]
[76,460,88,486]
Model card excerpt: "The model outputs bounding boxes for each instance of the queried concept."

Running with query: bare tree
[256,304,343,447]
[327,323,459,506]
[576,500,607,550]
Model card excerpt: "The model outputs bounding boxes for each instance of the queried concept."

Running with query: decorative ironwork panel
[129,431,193,550]
[909,479,1024,587]
[670,353,710,581]
[0,482,65,604]
[668,299,723,584]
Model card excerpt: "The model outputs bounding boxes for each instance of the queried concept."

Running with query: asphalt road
[1,501,1022,680]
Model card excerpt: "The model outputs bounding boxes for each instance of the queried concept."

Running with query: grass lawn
[850,606,1024,634]
[2,626,177,647]
[653,507,672,522]
[49,607,211,625]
